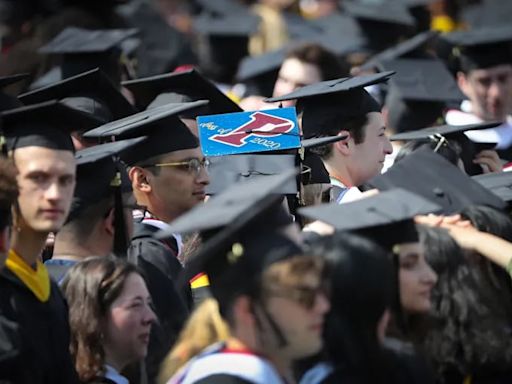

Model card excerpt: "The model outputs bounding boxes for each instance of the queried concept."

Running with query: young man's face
[458,64,512,122]
[273,57,322,107]
[348,112,393,185]
[143,147,210,222]
[14,146,76,234]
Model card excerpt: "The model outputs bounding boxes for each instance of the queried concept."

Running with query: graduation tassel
[112,171,129,258]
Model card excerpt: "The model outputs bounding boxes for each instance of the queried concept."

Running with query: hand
[473,150,503,174]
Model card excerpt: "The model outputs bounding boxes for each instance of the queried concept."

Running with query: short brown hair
[286,43,350,80]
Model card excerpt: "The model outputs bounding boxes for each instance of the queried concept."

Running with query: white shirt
[104,365,129,384]
[330,177,363,204]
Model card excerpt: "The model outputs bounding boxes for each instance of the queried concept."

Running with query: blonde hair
[158,298,230,384]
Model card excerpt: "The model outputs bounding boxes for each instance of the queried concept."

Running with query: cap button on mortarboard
[432,187,445,197]
[227,242,244,264]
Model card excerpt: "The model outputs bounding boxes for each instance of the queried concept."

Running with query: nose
[383,135,393,155]
[314,291,331,315]
[45,181,62,202]
[196,164,210,185]
[143,304,157,325]
[421,262,438,287]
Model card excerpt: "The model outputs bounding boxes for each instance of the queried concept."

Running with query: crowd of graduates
[1,0,512,383]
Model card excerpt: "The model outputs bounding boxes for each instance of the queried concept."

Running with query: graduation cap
[442,25,512,72]
[71,138,146,256]
[266,72,393,138]
[38,27,138,82]
[343,0,416,52]
[82,101,206,165]
[193,12,260,37]
[155,169,302,292]
[299,188,441,251]
[19,68,136,125]
[367,147,507,214]
[391,121,500,175]
[122,69,242,115]
[0,73,28,112]
[473,171,512,203]
[1,100,103,152]
[461,0,512,29]
[360,30,438,71]
[382,58,464,133]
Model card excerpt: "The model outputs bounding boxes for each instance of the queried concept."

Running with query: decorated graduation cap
[19,68,136,125]
[360,30,438,71]
[38,27,138,82]
[391,121,500,175]
[0,73,28,111]
[299,188,441,251]
[382,58,464,133]
[265,71,393,138]
[122,69,242,115]
[443,25,512,72]
[367,147,507,214]
[71,138,145,256]
[473,171,512,203]
[82,101,206,165]
[1,100,101,152]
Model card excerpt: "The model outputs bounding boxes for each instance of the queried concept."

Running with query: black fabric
[194,374,255,384]
[127,222,191,384]
[0,268,79,384]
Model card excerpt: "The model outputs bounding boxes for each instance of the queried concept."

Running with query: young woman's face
[398,242,438,314]
[103,273,156,370]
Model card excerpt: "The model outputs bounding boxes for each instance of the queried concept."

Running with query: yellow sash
[5,249,50,302]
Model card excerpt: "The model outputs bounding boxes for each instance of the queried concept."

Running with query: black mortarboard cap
[266,72,393,138]
[83,101,206,164]
[0,73,28,112]
[155,170,302,295]
[19,68,136,125]
[443,25,512,71]
[299,188,441,250]
[39,27,138,80]
[122,69,242,114]
[206,154,297,195]
[360,30,438,71]
[367,147,507,214]
[1,100,101,152]
[461,0,512,29]
[391,121,500,175]
[473,171,512,203]
[382,58,464,133]
[343,0,416,52]
[69,137,145,221]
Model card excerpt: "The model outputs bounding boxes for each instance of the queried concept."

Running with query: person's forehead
[13,146,76,170]
[470,64,512,79]
[279,57,321,80]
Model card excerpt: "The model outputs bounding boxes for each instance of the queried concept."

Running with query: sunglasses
[266,282,328,310]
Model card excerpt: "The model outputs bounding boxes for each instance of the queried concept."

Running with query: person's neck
[145,205,180,224]
[324,160,353,187]
[104,349,127,374]
[53,227,110,260]
[10,228,48,266]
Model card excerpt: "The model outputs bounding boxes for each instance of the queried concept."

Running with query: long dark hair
[310,232,397,382]
[419,224,512,382]
[62,256,143,383]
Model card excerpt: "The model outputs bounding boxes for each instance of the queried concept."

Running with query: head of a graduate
[56,139,143,258]
[189,199,329,360]
[83,101,210,223]
[267,72,394,187]
[447,26,512,122]
[272,42,350,107]
[1,101,83,236]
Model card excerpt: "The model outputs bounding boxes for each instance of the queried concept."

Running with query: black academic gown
[0,268,79,384]
[127,222,190,384]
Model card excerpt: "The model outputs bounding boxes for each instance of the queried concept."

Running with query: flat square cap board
[473,171,512,203]
[367,147,507,213]
[197,107,300,156]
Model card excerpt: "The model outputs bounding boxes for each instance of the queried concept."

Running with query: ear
[232,295,256,328]
[129,166,152,193]
[333,130,352,156]
[104,207,115,237]
[457,71,470,97]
